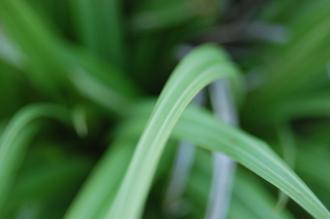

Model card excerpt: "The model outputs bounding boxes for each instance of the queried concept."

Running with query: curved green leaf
[118,103,330,219]
[105,44,242,219]
[66,100,330,219]
[0,104,70,211]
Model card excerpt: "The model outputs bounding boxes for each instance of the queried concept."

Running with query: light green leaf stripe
[105,44,242,219]
[0,104,70,211]
[105,42,329,219]
[118,104,330,219]
[179,110,330,219]
[65,100,330,219]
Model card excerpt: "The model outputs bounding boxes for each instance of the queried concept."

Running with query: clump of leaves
[0,0,330,219]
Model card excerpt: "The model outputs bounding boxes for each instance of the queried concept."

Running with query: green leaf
[4,154,91,215]
[188,149,294,219]
[70,0,125,67]
[105,44,242,219]
[249,1,330,111]
[117,102,330,219]
[64,138,135,219]
[65,133,177,219]
[254,92,330,124]
[65,98,330,219]
[0,104,70,211]
[0,0,139,114]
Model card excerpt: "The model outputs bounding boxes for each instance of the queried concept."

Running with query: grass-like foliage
[0,0,330,219]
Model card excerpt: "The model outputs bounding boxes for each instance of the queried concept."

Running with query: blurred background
[0,0,330,218]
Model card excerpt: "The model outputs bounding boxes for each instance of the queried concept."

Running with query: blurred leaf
[105,44,242,219]
[0,104,70,212]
